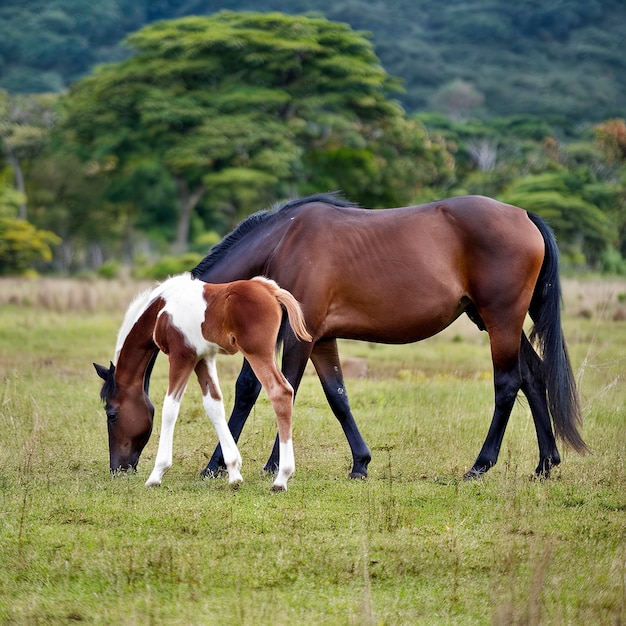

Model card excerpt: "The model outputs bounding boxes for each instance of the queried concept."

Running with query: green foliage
[599,248,626,275]
[96,260,120,279]
[133,253,204,280]
[501,170,617,266]
[2,6,625,271]
[2,0,626,126]
[55,12,428,251]
[0,169,25,218]
[0,216,60,274]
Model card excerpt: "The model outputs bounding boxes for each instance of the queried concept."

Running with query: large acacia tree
[56,11,415,253]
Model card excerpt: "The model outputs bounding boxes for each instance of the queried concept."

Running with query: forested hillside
[2,7,626,275]
[1,0,625,124]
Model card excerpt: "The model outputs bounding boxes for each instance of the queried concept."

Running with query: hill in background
[1,0,625,125]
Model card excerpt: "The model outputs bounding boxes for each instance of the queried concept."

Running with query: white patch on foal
[144,275,243,487]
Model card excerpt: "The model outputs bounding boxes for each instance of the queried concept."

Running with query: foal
[95,273,311,491]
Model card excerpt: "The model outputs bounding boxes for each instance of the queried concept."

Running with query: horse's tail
[275,288,312,343]
[252,277,312,343]
[527,212,589,454]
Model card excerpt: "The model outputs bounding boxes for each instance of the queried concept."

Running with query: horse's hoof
[532,468,551,481]
[270,483,287,492]
[349,471,367,480]
[463,468,484,481]
[201,467,225,479]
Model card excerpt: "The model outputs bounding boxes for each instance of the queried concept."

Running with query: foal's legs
[195,357,243,485]
[519,333,560,477]
[145,356,242,487]
[259,333,313,474]
[201,359,261,477]
[244,352,296,491]
[145,392,186,486]
[145,359,194,487]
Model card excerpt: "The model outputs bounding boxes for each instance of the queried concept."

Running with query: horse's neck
[115,298,163,389]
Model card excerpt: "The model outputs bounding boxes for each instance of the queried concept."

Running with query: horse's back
[264,196,545,342]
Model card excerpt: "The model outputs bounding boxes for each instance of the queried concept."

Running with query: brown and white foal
[95,273,311,491]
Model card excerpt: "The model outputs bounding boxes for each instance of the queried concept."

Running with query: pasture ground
[0,277,624,625]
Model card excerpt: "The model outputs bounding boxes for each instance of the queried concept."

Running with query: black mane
[191,192,357,277]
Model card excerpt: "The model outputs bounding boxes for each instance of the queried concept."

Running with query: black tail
[527,212,589,454]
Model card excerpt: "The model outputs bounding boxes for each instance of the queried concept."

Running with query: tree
[56,12,405,254]
[430,79,484,121]
[501,169,617,266]
[0,90,57,220]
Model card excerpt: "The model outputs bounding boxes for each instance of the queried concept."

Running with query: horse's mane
[191,192,357,277]
[114,287,155,364]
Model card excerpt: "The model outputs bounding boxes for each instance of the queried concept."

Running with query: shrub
[0,217,60,275]
[133,253,203,281]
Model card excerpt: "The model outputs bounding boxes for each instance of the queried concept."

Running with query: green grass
[0,278,624,624]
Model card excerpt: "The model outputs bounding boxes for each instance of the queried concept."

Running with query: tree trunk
[172,177,205,255]
[6,148,27,220]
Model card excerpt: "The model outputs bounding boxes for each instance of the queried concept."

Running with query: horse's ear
[94,361,114,380]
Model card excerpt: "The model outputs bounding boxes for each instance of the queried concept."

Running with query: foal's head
[94,361,155,472]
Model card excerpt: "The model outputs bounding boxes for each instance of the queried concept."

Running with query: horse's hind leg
[520,333,560,477]
[201,359,261,477]
[195,358,243,485]
[261,335,312,474]
[465,330,523,479]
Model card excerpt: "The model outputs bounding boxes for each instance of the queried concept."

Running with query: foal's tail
[275,288,312,343]
[252,277,312,343]
[527,213,589,454]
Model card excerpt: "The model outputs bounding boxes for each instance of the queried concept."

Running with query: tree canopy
[55,12,449,254]
[1,7,625,274]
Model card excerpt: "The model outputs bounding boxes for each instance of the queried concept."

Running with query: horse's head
[94,361,154,473]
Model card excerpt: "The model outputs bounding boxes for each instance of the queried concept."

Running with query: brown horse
[94,274,311,491]
[192,193,588,480]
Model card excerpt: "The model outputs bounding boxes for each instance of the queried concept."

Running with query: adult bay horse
[94,273,311,491]
[192,193,588,480]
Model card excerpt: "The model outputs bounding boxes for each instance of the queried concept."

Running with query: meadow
[0,276,624,625]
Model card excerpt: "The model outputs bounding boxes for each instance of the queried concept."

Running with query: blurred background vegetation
[1,1,625,277]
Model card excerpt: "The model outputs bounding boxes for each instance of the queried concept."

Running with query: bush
[97,260,120,279]
[600,248,626,275]
[0,217,60,275]
[133,253,203,281]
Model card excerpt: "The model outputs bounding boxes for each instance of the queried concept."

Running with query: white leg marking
[146,394,181,487]
[272,439,294,491]
[203,360,243,485]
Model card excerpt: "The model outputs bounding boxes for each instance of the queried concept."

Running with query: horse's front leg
[196,357,243,486]
[145,391,186,487]
[201,358,261,477]
[310,338,371,478]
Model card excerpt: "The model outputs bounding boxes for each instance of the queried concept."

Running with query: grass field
[0,277,624,625]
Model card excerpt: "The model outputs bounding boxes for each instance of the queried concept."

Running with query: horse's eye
[106,409,118,423]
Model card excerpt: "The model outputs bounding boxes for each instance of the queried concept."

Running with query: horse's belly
[323,299,464,344]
